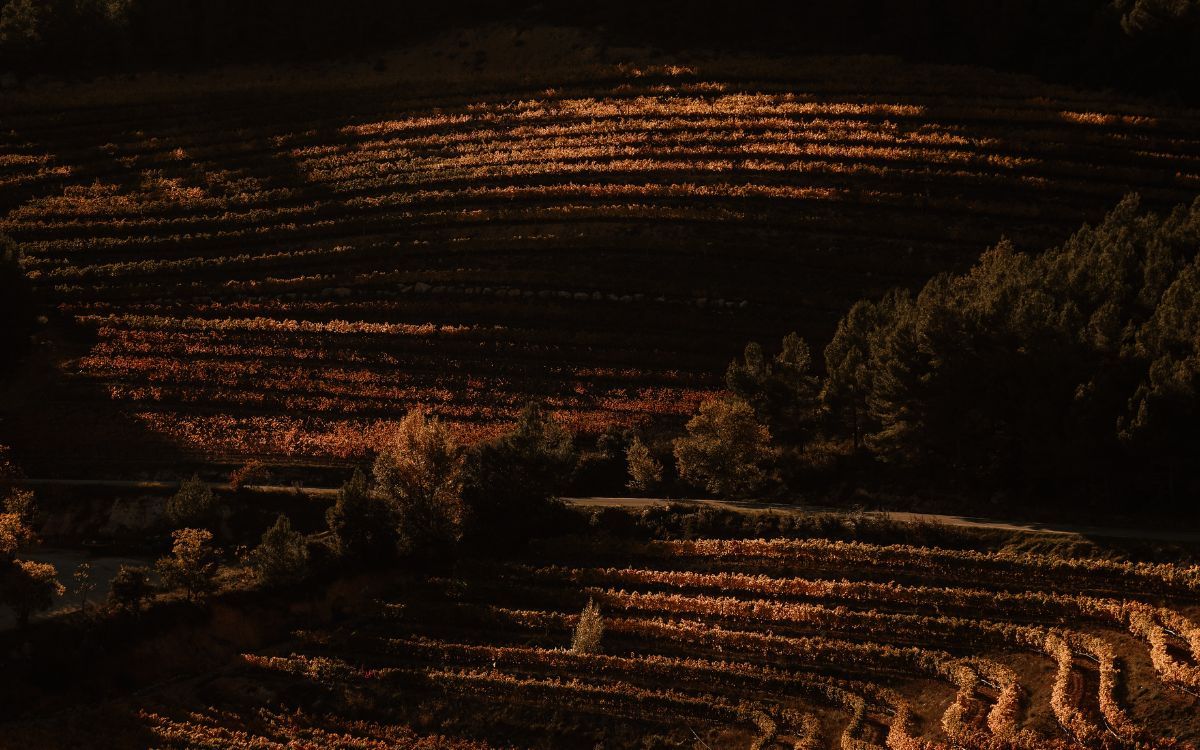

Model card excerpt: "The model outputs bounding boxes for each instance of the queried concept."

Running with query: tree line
[1,1,1198,102]
[666,194,1200,512]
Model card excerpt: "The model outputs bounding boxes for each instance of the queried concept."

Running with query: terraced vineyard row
[4,63,1200,462]
[116,534,1200,749]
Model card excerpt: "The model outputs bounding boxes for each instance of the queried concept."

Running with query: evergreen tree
[726,332,821,441]
[248,515,309,586]
[165,474,219,529]
[571,599,604,655]
[626,435,663,492]
[326,468,396,562]
[831,194,1200,503]
[461,402,576,546]
[821,298,892,451]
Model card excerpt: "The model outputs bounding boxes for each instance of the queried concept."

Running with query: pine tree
[165,474,219,528]
[326,468,396,561]
[248,515,309,586]
[726,332,821,442]
[461,402,576,546]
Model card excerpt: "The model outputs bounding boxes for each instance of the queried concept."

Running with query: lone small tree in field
[108,565,153,613]
[156,528,218,601]
[625,435,663,492]
[374,407,464,558]
[572,599,604,655]
[327,468,396,562]
[1,559,63,628]
[72,561,96,613]
[673,396,773,499]
[165,475,218,528]
[248,514,309,586]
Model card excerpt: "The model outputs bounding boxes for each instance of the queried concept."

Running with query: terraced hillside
[37,533,1197,748]
[3,53,1200,465]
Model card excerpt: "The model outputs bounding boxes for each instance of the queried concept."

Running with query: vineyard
[43,532,1188,748]
[4,52,1200,465]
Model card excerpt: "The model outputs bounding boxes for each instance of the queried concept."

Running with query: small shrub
[571,598,604,654]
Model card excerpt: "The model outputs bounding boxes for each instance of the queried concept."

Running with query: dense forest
[1,0,1199,101]
[708,196,1200,512]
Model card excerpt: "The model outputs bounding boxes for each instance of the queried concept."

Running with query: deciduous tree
[374,407,464,558]
[673,396,773,499]
[72,561,96,613]
[2,559,62,628]
[156,528,218,601]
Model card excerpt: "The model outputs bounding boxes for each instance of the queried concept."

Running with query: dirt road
[12,478,1200,543]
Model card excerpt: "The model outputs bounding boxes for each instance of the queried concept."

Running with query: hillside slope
[2,27,1199,468]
